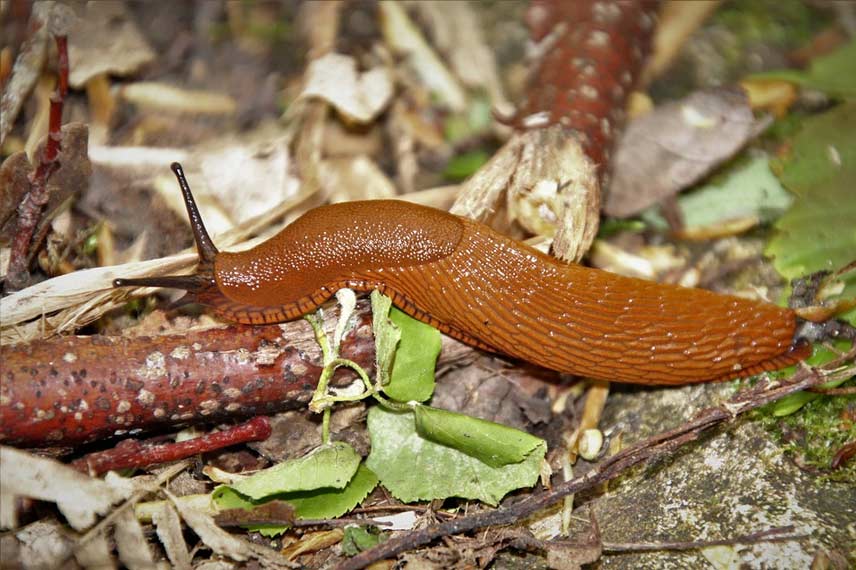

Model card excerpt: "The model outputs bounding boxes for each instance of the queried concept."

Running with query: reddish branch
[335,347,855,570]
[517,0,658,175]
[0,309,376,447]
[71,416,272,475]
[5,33,69,292]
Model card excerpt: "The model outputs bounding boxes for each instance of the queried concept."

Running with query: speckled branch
[0,310,376,448]
[517,0,658,177]
[455,1,659,262]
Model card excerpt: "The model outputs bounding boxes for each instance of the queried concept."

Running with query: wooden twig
[71,416,272,475]
[335,348,855,570]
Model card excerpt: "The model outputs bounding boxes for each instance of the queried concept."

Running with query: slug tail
[717,338,812,381]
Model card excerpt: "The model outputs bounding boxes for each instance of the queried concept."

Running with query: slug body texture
[208,200,803,385]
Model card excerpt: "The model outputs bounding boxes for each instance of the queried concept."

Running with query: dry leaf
[167,490,298,568]
[0,447,132,531]
[121,83,237,116]
[641,0,721,85]
[606,86,768,218]
[115,509,160,570]
[67,1,155,88]
[322,156,398,203]
[152,502,192,570]
[409,1,510,109]
[379,1,467,112]
[300,53,393,124]
[74,533,115,570]
[15,520,74,570]
[0,3,51,145]
[281,529,344,560]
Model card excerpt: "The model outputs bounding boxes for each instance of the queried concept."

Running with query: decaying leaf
[606,86,768,218]
[167,490,298,568]
[74,532,115,569]
[0,446,132,531]
[151,501,191,570]
[14,520,75,570]
[120,82,238,116]
[114,509,159,570]
[322,156,398,203]
[66,1,155,88]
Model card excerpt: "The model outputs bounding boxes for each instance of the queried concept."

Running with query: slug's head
[113,162,222,306]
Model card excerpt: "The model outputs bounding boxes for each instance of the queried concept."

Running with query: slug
[114,164,809,385]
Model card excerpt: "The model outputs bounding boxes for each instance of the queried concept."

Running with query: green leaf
[413,404,544,467]
[371,290,400,389]
[366,407,546,506]
[341,525,385,556]
[766,103,856,324]
[751,39,856,99]
[770,103,856,195]
[444,151,489,181]
[224,441,361,501]
[211,463,378,537]
[382,308,440,402]
[444,96,493,144]
[278,463,378,519]
[678,154,793,229]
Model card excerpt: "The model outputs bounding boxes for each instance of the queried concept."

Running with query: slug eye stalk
[112,163,218,294]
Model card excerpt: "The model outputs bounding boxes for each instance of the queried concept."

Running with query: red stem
[5,33,69,291]
[71,416,273,475]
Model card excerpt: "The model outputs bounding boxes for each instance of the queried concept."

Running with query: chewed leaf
[383,308,440,402]
[413,404,545,467]
[223,441,360,501]
[366,407,546,506]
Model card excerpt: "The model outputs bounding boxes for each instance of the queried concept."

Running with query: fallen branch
[0,305,376,447]
[336,347,856,570]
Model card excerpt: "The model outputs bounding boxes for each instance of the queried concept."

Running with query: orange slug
[114,164,809,385]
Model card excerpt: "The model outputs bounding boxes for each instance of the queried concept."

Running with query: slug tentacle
[112,163,220,304]
[114,165,807,385]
